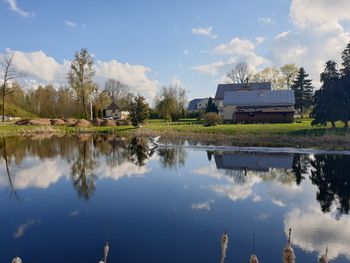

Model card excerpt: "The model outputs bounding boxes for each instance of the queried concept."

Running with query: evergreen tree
[205,97,218,113]
[291,67,314,117]
[311,61,341,128]
[340,42,350,128]
[129,94,149,127]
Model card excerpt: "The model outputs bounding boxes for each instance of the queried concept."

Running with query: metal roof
[106,102,120,111]
[224,90,295,106]
[215,82,271,99]
[188,98,207,110]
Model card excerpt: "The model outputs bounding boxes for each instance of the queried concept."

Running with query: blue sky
[1,0,350,101]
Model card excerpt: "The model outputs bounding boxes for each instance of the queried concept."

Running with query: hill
[0,102,37,119]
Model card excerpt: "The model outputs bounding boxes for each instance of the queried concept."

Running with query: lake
[0,135,349,263]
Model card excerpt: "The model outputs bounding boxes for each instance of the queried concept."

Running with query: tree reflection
[1,137,20,201]
[291,154,308,185]
[157,147,187,170]
[70,141,97,201]
[127,137,154,167]
[309,155,350,215]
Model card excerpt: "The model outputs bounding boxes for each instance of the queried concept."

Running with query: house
[214,82,271,116]
[187,98,209,113]
[214,151,293,172]
[223,90,295,123]
[105,102,129,120]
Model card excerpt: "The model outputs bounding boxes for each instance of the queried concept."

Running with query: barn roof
[106,102,120,111]
[188,98,207,110]
[224,90,295,107]
[215,82,271,99]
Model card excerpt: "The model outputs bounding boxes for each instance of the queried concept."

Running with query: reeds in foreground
[283,228,296,263]
[220,230,229,263]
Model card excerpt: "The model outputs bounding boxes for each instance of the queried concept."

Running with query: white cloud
[96,60,159,99]
[258,17,275,25]
[267,0,350,87]
[214,38,255,55]
[4,0,34,17]
[13,219,40,238]
[184,49,189,55]
[290,0,350,29]
[4,50,159,99]
[191,200,215,211]
[192,26,218,39]
[191,60,227,76]
[255,37,266,45]
[192,37,266,77]
[64,20,78,27]
[284,206,350,260]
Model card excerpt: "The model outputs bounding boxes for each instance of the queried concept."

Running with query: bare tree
[104,79,129,103]
[0,51,25,122]
[68,48,95,119]
[226,62,250,84]
[281,64,299,89]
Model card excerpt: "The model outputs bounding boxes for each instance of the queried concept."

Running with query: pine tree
[129,94,149,127]
[340,41,350,128]
[205,97,218,113]
[291,67,314,117]
[312,61,341,128]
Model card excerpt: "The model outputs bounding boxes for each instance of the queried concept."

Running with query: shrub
[203,112,222,126]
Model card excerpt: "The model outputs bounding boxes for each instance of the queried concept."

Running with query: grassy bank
[0,119,349,149]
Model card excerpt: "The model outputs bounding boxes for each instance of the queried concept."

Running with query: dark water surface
[0,135,350,263]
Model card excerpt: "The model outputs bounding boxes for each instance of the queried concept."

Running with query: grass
[0,118,349,149]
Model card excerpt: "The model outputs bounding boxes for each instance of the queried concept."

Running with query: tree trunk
[2,84,5,122]
[331,121,336,129]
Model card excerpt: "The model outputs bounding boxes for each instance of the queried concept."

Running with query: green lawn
[143,119,348,137]
[0,118,348,139]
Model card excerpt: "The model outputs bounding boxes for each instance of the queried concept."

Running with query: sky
[1,0,350,102]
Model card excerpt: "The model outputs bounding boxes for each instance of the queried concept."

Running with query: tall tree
[340,42,350,128]
[291,67,314,117]
[155,85,187,121]
[226,61,250,84]
[206,97,218,113]
[129,94,149,127]
[0,51,25,121]
[280,64,299,89]
[68,48,95,119]
[104,79,130,105]
[312,61,341,128]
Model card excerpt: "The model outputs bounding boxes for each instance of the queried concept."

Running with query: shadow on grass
[288,128,349,136]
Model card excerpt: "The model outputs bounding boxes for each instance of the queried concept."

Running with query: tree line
[2,42,350,127]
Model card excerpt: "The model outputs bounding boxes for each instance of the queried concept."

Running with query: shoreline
[0,123,349,150]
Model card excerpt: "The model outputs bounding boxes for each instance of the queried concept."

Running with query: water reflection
[0,135,350,262]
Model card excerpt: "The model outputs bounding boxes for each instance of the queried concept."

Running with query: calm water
[0,135,350,263]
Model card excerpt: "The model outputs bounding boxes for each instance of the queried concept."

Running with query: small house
[187,98,209,113]
[223,90,295,123]
[214,82,271,116]
[105,102,129,120]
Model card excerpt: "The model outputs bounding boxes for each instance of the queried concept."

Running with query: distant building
[214,82,271,116]
[223,89,295,123]
[105,102,129,120]
[187,98,209,113]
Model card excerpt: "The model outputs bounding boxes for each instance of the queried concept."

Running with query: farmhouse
[105,102,129,120]
[214,82,271,116]
[187,98,208,113]
[214,151,293,173]
[223,90,295,123]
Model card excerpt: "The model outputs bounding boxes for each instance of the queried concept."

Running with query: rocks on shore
[15,118,129,127]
